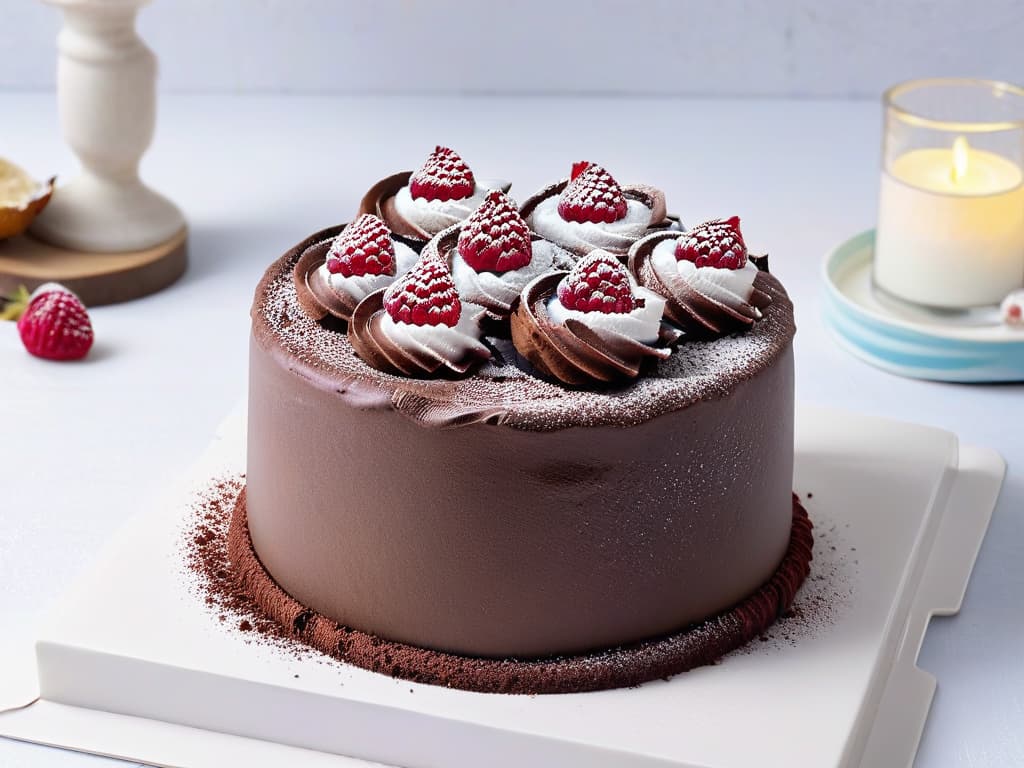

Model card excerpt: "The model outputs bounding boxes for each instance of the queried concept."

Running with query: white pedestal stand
[0,0,188,306]
[32,0,184,252]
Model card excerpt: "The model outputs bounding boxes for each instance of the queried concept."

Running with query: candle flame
[951,135,970,184]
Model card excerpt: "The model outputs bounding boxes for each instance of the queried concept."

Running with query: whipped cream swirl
[451,238,570,319]
[393,184,493,237]
[546,283,666,344]
[629,232,772,339]
[322,240,418,305]
[527,195,654,257]
[378,303,489,366]
[348,291,491,377]
[650,238,760,310]
[510,271,678,388]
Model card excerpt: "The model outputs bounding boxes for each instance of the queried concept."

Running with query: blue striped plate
[822,230,1024,382]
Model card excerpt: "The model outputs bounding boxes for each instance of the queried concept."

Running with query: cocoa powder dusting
[183,476,309,651]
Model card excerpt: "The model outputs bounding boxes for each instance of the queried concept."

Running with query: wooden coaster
[0,227,187,306]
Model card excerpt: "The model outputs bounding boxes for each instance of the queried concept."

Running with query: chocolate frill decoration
[359,171,512,247]
[628,231,773,340]
[348,289,489,378]
[510,272,679,388]
[292,233,360,322]
[519,178,674,258]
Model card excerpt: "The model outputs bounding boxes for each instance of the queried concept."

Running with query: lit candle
[874,79,1024,310]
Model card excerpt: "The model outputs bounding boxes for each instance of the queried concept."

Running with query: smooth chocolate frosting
[245,228,798,659]
[509,271,679,387]
[630,231,774,339]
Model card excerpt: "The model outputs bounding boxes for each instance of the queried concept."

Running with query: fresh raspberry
[409,146,476,202]
[325,214,396,277]
[675,216,748,269]
[384,256,462,326]
[457,190,533,273]
[15,283,94,361]
[557,162,628,224]
[556,250,637,314]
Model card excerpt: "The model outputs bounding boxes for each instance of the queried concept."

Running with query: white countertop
[1,92,1021,768]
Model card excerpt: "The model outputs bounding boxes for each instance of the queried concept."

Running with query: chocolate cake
[236,149,810,694]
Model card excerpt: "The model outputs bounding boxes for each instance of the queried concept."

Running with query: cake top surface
[253,226,795,432]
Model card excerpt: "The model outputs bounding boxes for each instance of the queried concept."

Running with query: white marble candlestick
[30,0,185,253]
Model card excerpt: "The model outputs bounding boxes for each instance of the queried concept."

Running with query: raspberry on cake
[358,146,509,245]
[521,160,672,258]
[383,255,462,327]
[433,190,572,323]
[457,190,532,273]
[629,217,773,340]
[292,214,418,323]
[409,146,476,203]
[347,254,491,376]
[676,216,748,270]
[325,213,397,277]
[556,250,636,314]
[557,163,629,224]
[510,249,678,386]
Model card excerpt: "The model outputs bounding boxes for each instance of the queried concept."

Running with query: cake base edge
[224,488,813,695]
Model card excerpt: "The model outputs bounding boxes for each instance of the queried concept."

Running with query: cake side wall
[245,332,795,659]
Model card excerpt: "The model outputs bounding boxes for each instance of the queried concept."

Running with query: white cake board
[0,405,1004,768]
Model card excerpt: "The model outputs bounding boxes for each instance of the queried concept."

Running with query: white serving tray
[0,405,1004,768]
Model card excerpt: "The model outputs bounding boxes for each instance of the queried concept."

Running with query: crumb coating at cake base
[228,487,812,695]
[245,227,798,660]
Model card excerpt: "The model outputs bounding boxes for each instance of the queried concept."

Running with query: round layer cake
[245,223,798,662]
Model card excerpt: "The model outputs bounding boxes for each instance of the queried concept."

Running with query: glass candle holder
[874,78,1024,310]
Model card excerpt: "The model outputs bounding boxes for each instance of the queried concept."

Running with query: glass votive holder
[874,78,1024,311]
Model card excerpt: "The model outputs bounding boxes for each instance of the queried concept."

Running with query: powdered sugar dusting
[254,244,794,431]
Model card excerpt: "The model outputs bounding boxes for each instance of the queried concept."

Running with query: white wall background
[1,0,1022,97]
